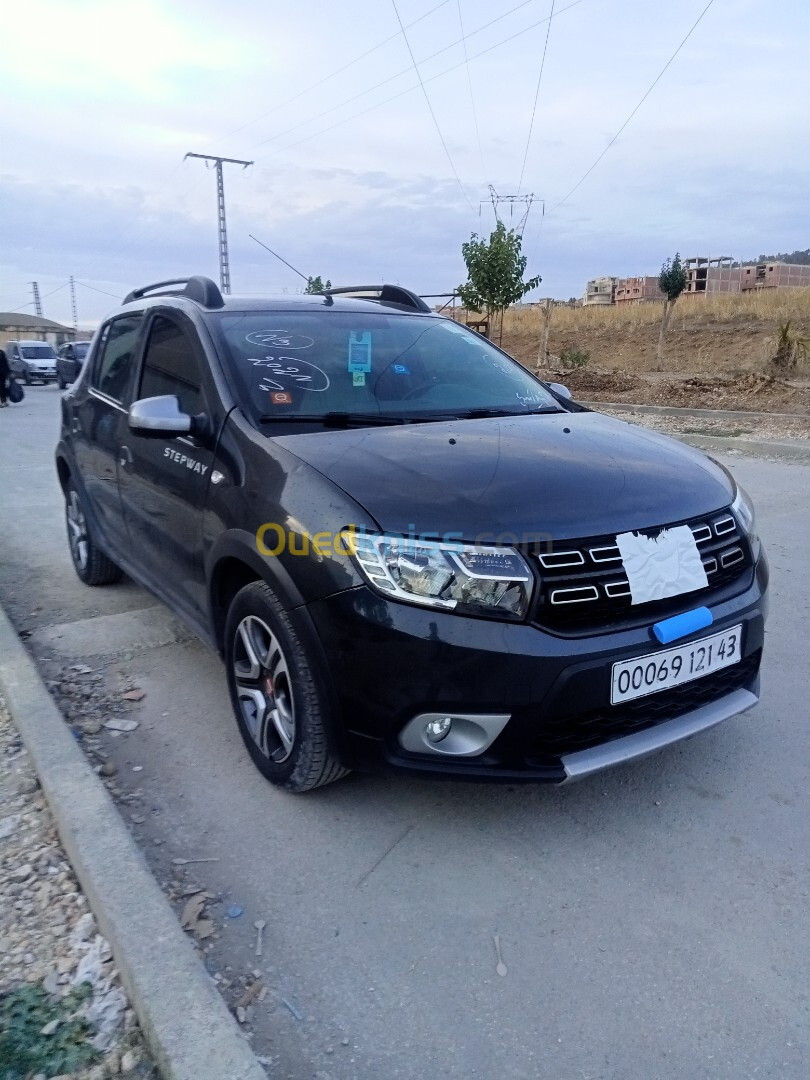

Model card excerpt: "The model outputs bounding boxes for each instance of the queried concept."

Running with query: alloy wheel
[232,615,296,763]
[66,489,89,571]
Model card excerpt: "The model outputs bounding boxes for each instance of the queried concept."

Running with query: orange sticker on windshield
[270,391,292,405]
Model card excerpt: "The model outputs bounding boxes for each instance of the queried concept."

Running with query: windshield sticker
[249,357,330,393]
[392,363,410,375]
[269,391,293,405]
[352,372,366,387]
[246,331,314,350]
[348,331,372,373]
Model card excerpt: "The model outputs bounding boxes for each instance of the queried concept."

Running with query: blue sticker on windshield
[348,331,372,373]
[392,363,410,375]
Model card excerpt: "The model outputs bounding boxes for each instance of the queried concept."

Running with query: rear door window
[92,315,143,403]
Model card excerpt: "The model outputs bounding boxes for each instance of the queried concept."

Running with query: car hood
[276,411,735,542]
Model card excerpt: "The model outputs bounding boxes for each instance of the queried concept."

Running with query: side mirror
[128,395,192,437]
[547,381,572,400]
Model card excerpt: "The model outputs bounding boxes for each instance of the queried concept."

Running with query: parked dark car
[7,339,59,383]
[57,340,91,388]
[55,276,768,791]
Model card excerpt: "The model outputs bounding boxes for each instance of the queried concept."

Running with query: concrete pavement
[1,385,808,1079]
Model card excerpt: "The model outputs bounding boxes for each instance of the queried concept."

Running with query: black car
[55,276,768,792]
[57,340,91,388]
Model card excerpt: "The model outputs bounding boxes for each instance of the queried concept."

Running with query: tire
[57,374,66,390]
[225,581,349,792]
[65,480,123,586]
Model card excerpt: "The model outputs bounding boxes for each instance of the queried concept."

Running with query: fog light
[425,716,453,743]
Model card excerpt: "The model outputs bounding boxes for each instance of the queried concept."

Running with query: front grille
[525,649,761,763]
[530,511,752,632]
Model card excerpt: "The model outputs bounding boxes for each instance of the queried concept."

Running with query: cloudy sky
[1,0,806,327]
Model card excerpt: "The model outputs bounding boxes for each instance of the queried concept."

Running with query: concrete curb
[580,400,809,422]
[675,433,810,462]
[0,602,266,1080]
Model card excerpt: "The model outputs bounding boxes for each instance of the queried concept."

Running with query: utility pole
[69,276,78,332]
[184,153,253,294]
[30,281,43,317]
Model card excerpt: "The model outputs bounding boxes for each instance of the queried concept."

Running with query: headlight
[731,485,760,558]
[343,531,534,620]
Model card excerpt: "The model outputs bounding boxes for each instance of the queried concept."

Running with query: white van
[6,339,59,384]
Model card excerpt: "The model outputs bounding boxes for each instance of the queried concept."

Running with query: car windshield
[21,345,57,359]
[74,343,90,357]
[209,311,562,422]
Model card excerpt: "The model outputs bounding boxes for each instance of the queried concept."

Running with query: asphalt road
[1,386,808,1080]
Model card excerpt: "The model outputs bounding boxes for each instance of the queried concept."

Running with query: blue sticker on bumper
[653,607,713,644]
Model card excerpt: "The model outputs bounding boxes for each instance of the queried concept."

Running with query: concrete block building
[614,276,664,304]
[583,276,617,306]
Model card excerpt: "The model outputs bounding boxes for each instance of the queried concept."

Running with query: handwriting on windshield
[247,356,330,393]
[246,331,314,350]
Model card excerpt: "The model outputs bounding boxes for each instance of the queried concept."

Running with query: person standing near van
[0,348,10,406]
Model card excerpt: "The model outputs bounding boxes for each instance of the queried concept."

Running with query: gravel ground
[0,695,156,1079]
[597,406,810,442]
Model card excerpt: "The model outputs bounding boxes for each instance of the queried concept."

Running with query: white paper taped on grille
[615,525,709,605]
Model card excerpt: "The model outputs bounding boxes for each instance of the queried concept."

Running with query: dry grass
[463,287,810,377]
[503,286,810,337]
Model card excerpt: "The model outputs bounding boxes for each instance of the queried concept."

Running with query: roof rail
[123,276,224,309]
[322,285,432,313]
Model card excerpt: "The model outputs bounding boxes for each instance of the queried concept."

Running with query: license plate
[611,624,743,705]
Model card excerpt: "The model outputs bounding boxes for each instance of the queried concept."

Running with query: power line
[75,282,122,300]
[245,0,543,156]
[209,0,454,150]
[254,0,587,168]
[456,0,487,183]
[550,0,717,212]
[517,0,555,195]
[248,235,310,283]
[389,0,475,212]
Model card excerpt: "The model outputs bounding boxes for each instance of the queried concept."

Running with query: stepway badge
[348,331,372,373]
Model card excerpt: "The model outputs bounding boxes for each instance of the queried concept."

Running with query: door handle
[119,445,133,468]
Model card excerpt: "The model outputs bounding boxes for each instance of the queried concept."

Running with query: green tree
[304,275,331,294]
[457,222,541,342]
[656,253,687,368]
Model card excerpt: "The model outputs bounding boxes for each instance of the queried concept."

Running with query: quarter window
[139,316,203,416]
[93,315,143,402]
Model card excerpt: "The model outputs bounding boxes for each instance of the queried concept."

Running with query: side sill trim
[561,686,759,782]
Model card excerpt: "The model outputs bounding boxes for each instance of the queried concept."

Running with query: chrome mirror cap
[128,395,192,435]
[547,381,572,400]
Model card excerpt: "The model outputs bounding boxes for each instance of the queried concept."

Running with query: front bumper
[306,553,768,783]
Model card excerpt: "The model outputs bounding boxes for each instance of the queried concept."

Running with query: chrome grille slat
[550,585,600,605]
[721,546,744,569]
[589,544,622,564]
[531,509,751,630]
[604,581,631,598]
[714,515,736,536]
[538,550,585,569]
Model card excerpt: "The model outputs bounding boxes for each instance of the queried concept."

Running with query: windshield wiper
[258,412,413,428]
[453,406,564,419]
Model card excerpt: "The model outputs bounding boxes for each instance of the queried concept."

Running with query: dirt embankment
[549,369,810,414]
[483,289,810,413]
